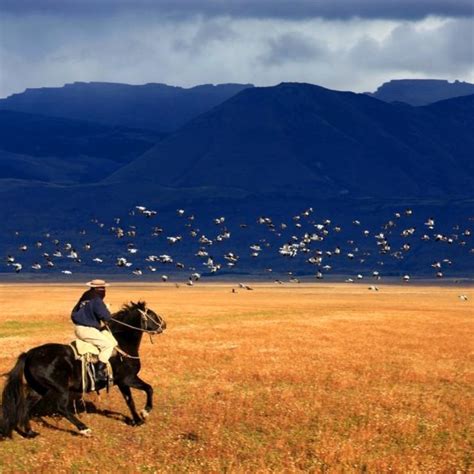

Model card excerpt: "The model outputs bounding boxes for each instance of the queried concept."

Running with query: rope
[115,347,140,360]
[108,317,156,334]
[108,308,162,334]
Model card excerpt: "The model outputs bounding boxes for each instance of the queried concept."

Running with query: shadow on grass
[0,396,133,439]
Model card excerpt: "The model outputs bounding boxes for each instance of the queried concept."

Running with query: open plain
[0,282,472,472]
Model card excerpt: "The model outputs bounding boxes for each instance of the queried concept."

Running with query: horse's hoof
[140,409,150,419]
[79,428,92,437]
[132,419,145,427]
[25,430,39,439]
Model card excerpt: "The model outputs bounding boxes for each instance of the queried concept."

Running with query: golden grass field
[0,282,472,472]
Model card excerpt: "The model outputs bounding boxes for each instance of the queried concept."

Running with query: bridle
[110,307,165,335]
[137,308,165,335]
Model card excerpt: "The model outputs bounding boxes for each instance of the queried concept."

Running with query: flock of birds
[2,204,473,297]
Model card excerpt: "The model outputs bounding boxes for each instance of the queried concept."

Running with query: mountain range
[0,82,254,133]
[0,79,473,275]
[367,79,474,106]
[107,83,474,198]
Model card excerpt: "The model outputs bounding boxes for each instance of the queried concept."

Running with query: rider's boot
[94,361,108,383]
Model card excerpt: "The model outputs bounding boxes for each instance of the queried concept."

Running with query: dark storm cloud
[349,18,474,76]
[261,33,328,66]
[1,1,473,98]
[1,0,473,20]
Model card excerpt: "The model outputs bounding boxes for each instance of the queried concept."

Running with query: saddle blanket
[70,339,100,356]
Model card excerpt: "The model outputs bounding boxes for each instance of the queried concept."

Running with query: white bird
[224,252,239,263]
[159,255,173,264]
[424,218,435,228]
[458,295,468,301]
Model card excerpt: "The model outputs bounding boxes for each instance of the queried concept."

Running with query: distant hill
[0,110,162,183]
[367,79,474,106]
[0,82,254,133]
[108,83,474,199]
[0,82,473,276]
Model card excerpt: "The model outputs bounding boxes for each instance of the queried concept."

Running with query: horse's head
[133,301,167,334]
[115,301,166,334]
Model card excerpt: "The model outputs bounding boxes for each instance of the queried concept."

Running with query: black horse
[1,301,166,438]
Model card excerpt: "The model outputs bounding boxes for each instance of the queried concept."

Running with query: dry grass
[0,282,472,472]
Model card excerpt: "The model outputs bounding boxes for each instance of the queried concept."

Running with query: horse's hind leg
[47,389,91,436]
[117,384,144,426]
[18,390,41,438]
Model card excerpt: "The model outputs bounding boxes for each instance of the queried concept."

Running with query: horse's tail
[1,352,28,437]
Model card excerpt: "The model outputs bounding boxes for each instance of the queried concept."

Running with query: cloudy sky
[0,0,473,98]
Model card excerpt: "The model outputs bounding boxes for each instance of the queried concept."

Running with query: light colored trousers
[74,325,118,363]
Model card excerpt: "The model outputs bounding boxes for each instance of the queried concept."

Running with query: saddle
[69,340,113,393]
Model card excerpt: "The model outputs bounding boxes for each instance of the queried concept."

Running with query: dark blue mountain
[1,82,473,276]
[108,83,474,198]
[367,79,474,106]
[0,110,162,183]
[0,82,254,133]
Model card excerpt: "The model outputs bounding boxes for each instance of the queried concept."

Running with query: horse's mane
[113,301,146,321]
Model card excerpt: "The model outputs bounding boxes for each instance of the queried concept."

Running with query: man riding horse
[71,279,118,382]
[2,291,166,438]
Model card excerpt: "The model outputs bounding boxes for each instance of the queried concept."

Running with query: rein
[115,347,140,360]
[110,308,162,335]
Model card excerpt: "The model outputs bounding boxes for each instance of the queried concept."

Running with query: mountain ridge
[0,81,473,275]
[106,82,474,199]
[367,79,474,106]
[0,82,254,133]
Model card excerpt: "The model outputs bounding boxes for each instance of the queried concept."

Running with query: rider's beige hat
[86,279,110,288]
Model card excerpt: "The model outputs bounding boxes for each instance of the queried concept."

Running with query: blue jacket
[71,293,112,329]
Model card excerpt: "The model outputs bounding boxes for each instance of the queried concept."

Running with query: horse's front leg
[131,376,153,419]
[117,384,145,426]
[118,376,154,424]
